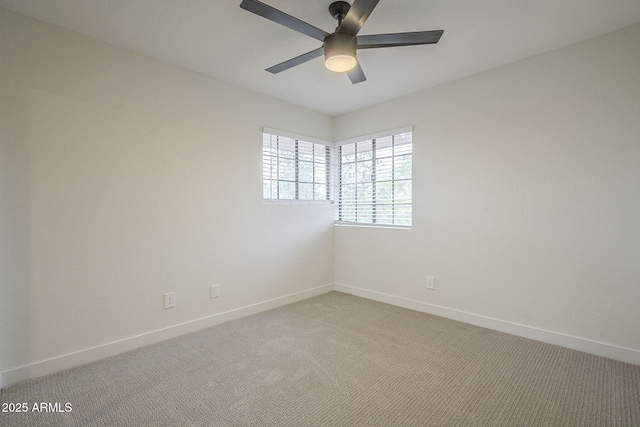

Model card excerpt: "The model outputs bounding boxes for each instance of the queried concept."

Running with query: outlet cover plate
[210,284,220,298]
[164,292,176,309]
[426,276,435,290]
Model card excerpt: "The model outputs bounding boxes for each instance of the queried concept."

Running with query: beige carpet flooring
[1,291,639,426]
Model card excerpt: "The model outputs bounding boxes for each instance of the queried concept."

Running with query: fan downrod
[329,1,351,25]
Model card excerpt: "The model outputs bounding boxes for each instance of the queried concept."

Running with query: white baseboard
[1,284,333,389]
[334,283,640,366]
[4,282,637,390]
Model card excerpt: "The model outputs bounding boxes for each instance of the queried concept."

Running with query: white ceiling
[2,0,640,116]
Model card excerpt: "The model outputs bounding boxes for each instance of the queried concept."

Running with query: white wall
[0,12,31,389]
[0,9,334,386]
[334,24,640,360]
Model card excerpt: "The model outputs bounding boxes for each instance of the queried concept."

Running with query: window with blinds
[263,132,331,201]
[337,130,412,226]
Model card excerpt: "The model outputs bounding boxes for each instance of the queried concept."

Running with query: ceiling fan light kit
[239,0,444,84]
[324,32,357,72]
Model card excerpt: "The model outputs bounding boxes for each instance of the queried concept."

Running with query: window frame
[335,127,413,227]
[262,129,332,203]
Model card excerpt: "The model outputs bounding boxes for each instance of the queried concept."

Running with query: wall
[0,11,31,389]
[0,9,334,386]
[334,24,640,363]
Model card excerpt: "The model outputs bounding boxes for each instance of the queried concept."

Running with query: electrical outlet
[426,276,435,290]
[210,284,220,298]
[164,292,176,309]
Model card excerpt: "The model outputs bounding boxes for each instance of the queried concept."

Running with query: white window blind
[337,130,412,226]
[263,132,331,201]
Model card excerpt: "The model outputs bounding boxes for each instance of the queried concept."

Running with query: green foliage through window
[263,133,331,201]
[337,131,412,226]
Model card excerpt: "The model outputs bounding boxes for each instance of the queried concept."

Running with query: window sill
[263,199,334,205]
[333,221,411,230]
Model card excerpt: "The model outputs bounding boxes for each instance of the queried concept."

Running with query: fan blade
[347,61,367,84]
[357,30,444,49]
[338,0,380,36]
[266,47,324,74]
[240,0,329,42]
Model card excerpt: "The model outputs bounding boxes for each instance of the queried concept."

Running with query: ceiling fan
[239,0,444,84]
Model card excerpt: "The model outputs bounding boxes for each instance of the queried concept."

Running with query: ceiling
[2,0,640,116]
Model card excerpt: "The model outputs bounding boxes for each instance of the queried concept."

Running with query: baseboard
[334,283,640,366]
[4,282,636,390]
[1,284,333,389]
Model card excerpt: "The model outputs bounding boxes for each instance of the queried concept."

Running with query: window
[263,131,331,201]
[337,129,412,226]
